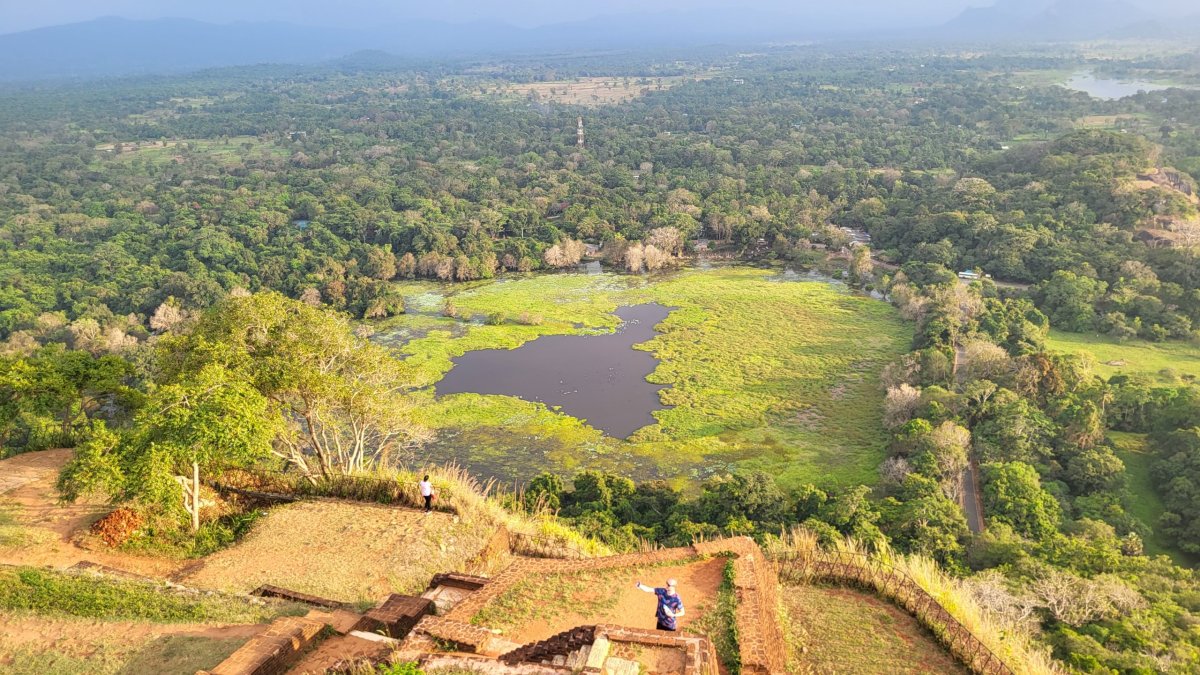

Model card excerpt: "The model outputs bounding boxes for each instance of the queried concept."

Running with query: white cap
[667,578,677,587]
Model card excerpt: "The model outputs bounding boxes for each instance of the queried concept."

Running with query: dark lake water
[435,303,673,438]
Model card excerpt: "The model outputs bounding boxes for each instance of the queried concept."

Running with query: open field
[476,75,708,106]
[379,267,911,489]
[0,613,261,675]
[93,135,288,167]
[471,556,726,642]
[1108,432,1192,565]
[0,565,299,675]
[783,584,967,674]
[1046,329,1200,381]
[181,500,495,604]
[1074,113,1153,129]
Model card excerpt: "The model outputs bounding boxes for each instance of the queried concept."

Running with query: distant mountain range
[1,3,1198,82]
[941,0,1200,40]
[0,12,826,81]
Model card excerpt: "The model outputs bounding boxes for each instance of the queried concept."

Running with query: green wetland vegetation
[380,266,910,488]
[5,37,1200,673]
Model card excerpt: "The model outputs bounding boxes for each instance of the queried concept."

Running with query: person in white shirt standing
[418,475,434,514]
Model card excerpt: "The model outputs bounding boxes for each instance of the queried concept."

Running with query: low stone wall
[696,538,788,674]
[427,571,490,592]
[401,615,513,655]
[499,625,598,666]
[250,584,345,610]
[499,624,719,675]
[599,624,720,675]
[450,537,785,674]
[775,551,1015,675]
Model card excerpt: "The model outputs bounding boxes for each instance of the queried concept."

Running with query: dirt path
[952,345,986,535]
[0,449,185,578]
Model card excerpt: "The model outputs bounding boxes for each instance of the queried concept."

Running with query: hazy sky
[2,0,1197,33]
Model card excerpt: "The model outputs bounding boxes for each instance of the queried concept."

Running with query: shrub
[90,508,144,547]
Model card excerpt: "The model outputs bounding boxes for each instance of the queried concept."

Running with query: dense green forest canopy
[2,47,1198,341]
[6,42,1200,673]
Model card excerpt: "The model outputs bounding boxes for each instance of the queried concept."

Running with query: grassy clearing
[93,136,288,168]
[1109,432,1191,565]
[181,500,497,604]
[0,567,294,624]
[184,465,609,603]
[470,556,725,642]
[0,613,258,675]
[1046,329,1200,381]
[1,646,123,675]
[474,76,707,106]
[114,634,248,675]
[769,531,1060,675]
[783,584,967,675]
[0,505,51,551]
[383,267,909,489]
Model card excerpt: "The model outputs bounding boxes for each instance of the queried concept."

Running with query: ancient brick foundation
[695,537,788,674]
[445,536,785,675]
[356,594,434,638]
[250,584,346,610]
[204,536,788,675]
[499,624,720,675]
[199,615,328,675]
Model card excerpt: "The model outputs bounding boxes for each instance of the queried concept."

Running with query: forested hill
[1,51,1198,347]
[863,128,1200,341]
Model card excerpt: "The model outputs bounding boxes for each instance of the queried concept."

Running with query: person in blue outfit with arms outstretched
[636,578,685,631]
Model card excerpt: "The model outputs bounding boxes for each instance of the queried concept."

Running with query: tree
[59,364,279,530]
[363,246,397,280]
[158,293,430,478]
[849,246,874,284]
[149,299,187,333]
[645,227,684,256]
[543,238,585,268]
[982,461,1061,539]
[883,384,922,429]
[1037,271,1107,333]
[913,421,971,500]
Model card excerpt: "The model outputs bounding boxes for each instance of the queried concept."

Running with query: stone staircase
[500,625,598,667]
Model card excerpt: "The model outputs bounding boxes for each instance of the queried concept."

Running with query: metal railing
[774,550,1014,675]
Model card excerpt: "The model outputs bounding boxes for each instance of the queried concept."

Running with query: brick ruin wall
[694,538,788,674]
[447,537,786,674]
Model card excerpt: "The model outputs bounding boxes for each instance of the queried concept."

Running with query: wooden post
[192,461,200,532]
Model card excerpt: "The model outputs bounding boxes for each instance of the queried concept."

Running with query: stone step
[602,656,642,675]
[585,636,611,670]
[565,645,591,669]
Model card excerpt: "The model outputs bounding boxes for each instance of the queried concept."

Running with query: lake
[1063,72,1171,100]
[435,303,673,438]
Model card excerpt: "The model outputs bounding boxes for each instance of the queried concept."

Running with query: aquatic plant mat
[378,267,910,488]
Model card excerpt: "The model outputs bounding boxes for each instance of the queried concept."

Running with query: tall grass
[767,529,1062,675]
[215,463,611,560]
